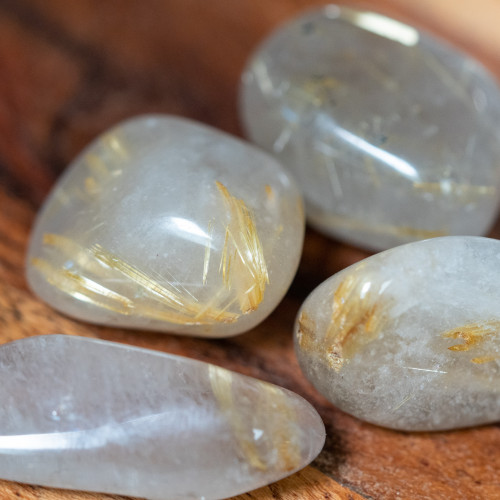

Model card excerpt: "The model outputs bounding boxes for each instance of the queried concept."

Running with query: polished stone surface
[295,236,500,431]
[27,115,304,337]
[0,335,325,499]
[240,5,500,250]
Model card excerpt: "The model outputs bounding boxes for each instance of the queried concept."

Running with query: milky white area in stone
[0,335,325,499]
[295,237,500,431]
[26,115,304,337]
[240,5,500,250]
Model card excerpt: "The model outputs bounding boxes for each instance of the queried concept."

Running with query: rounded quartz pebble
[295,236,500,431]
[26,115,305,337]
[0,335,326,499]
[240,5,500,251]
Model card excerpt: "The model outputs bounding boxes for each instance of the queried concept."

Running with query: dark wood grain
[1,1,500,499]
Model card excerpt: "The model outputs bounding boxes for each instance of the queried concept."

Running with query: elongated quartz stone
[295,236,500,431]
[240,6,500,250]
[26,115,304,337]
[0,335,325,499]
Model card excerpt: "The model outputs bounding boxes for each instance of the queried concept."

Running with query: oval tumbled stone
[0,335,325,499]
[240,5,500,250]
[27,115,304,337]
[295,236,500,431]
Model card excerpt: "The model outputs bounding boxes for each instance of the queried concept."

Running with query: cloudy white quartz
[295,237,500,431]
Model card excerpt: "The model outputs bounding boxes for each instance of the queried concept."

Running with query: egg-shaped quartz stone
[295,236,500,431]
[240,5,500,251]
[26,115,304,337]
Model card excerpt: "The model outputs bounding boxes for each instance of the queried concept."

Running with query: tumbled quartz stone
[295,236,500,431]
[240,5,500,251]
[26,115,304,337]
[0,335,325,499]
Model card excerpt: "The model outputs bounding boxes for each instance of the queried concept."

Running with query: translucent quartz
[26,115,304,337]
[0,335,325,499]
[240,5,500,251]
[295,237,500,431]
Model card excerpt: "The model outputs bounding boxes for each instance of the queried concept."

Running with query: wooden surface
[1,1,500,499]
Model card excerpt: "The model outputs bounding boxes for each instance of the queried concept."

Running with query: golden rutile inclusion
[216,181,269,314]
[209,365,300,472]
[291,75,343,107]
[58,135,128,206]
[298,265,390,371]
[312,212,448,240]
[413,181,496,203]
[310,179,495,241]
[442,320,500,364]
[264,184,275,201]
[31,181,269,326]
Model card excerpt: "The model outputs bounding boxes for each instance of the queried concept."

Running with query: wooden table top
[1,1,500,499]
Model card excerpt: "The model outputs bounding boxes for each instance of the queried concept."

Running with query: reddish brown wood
[1,1,500,499]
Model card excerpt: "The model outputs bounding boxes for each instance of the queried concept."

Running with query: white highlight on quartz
[345,11,419,46]
[0,335,325,499]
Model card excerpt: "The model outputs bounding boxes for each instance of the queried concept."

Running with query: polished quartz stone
[295,236,500,431]
[26,115,304,337]
[0,335,325,499]
[240,5,500,251]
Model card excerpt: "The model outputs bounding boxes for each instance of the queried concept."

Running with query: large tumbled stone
[240,5,500,250]
[27,115,304,337]
[0,335,325,499]
[295,236,500,431]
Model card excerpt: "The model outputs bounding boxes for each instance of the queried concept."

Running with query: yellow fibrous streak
[311,211,447,240]
[51,133,127,210]
[443,320,500,364]
[83,133,128,196]
[209,365,300,472]
[31,182,269,325]
[413,181,495,203]
[32,234,239,326]
[298,266,390,372]
[216,181,269,314]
